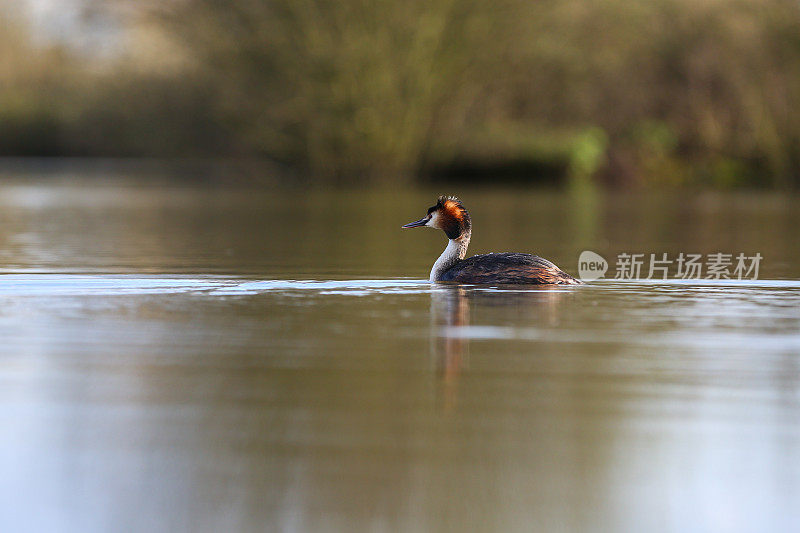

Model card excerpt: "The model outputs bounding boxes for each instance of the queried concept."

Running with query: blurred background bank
[4,0,800,188]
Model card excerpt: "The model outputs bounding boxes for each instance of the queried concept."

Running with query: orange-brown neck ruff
[436,196,471,240]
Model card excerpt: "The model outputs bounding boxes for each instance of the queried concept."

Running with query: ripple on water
[0,274,799,296]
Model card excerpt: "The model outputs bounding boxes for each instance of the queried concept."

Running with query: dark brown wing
[439,253,582,285]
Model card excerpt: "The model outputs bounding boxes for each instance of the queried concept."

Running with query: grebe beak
[402,216,429,229]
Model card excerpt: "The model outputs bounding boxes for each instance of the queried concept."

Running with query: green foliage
[4,0,800,187]
[0,97,63,156]
[569,128,609,182]
[148,0,506,181]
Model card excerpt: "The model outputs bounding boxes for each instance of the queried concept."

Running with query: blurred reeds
[3,0,800,187]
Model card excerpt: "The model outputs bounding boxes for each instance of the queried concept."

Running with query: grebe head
[402,195,471,240]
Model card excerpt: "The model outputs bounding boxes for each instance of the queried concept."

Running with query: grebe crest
[427,196,471,240]
[402,195,582,285]
[402,195,471,239]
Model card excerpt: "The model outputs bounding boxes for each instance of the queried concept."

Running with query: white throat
[430,236,470,282]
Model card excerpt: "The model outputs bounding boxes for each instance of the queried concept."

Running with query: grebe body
[402,196,581,285]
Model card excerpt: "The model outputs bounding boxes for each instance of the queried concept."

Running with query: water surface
[0,174,799,532]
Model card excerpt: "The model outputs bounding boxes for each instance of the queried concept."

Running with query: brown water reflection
[431,286,575,412]
[0,174,799,532]
[431,287,470,412]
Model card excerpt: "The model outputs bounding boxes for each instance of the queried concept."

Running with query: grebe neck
[430,230,470,282]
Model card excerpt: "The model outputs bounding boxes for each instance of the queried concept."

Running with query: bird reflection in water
[430,285,571,412]
[430,286,470,412]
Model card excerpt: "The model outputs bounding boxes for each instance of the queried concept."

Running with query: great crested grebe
[402,196,582,285]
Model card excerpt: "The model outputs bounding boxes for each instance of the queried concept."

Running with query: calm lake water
[1,171,799,532]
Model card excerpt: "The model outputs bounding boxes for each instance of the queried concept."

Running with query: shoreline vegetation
[4,0,800,188]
